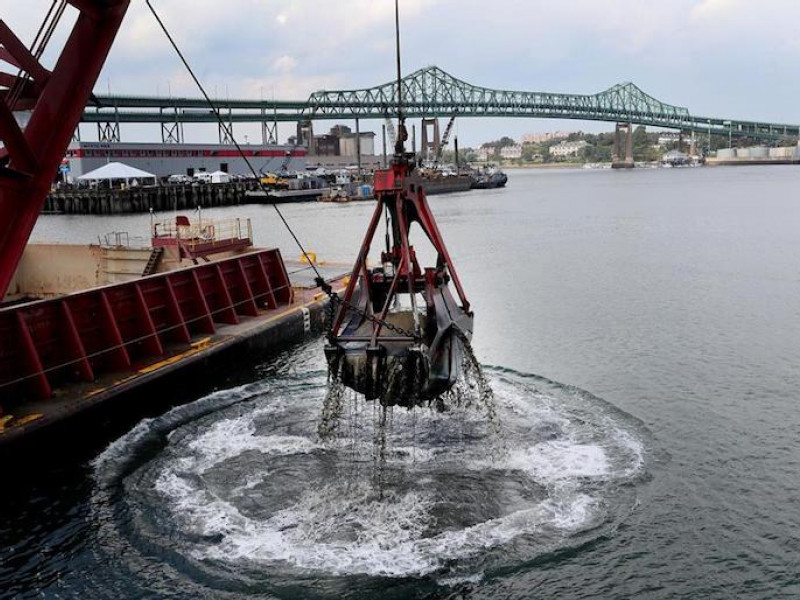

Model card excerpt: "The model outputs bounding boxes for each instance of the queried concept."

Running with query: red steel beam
[190,271,216,334]
[15,312,51,399]
[164,276,193,343]
[0,1,131,299]
[214,265,239,325]
[235,260,260,317]
[0,20,50,89]
[99,291,131,370]
[134,282,164,356]
[254,256,277,309]
[60,300,94,382]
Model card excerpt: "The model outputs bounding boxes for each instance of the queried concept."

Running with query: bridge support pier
[612,122,634,169]
[420,118,440,164]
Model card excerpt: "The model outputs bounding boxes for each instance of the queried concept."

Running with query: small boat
[470,167,508,189]
[319,187,351,203]
[319,182,374,203]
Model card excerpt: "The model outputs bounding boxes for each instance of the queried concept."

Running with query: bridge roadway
[83,66,800,141]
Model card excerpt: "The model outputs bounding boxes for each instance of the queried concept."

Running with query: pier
[44,181,261,215]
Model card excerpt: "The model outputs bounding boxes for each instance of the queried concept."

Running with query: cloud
[271,55,297,74]
[8,0,800,145]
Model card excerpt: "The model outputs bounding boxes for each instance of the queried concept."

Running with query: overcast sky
[4,0,800,146]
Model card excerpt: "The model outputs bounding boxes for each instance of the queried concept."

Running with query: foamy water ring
[92,368,650,597]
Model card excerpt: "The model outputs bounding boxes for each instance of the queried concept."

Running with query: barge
[0,219,347,448]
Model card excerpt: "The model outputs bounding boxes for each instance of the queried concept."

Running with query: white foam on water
[189,482,597,578]
[230,471,272,495]
[101,370,650,581]
[438,572,484,587]
[93,417,157,474]
[154,460,249,538]
[387,446,438,464]
[609,426,646,478]
[505,442,610,481]
[185,413,322,474]
[200,483,439,577]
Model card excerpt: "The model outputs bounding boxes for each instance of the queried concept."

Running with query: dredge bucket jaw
[325,156,473,408]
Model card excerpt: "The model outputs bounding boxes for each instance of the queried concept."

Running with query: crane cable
[7,0,67,110]
[144,0,321,282]
[143,0,419,342]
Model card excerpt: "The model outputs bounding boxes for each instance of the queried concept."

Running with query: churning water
[87,364,648,598]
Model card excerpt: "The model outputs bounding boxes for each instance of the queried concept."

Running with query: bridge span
[84,66,799,144]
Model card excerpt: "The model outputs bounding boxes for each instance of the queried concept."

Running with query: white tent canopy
[210,170,231,183]
[77,162,156,182]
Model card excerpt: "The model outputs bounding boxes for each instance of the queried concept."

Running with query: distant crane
[432,113,457,170]
[385,115,397,150]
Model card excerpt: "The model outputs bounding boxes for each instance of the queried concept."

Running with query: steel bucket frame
[325,157,473,406]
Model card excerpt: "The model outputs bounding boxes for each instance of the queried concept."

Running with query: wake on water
[91,360,650,598]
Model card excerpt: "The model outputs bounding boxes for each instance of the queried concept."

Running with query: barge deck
[0,253,347,449]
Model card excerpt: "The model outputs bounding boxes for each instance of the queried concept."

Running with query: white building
[549,140,588,158]
[657,132,681,147]
[500,145,523,159]
[476,147,494,161]
[522,131,572,144]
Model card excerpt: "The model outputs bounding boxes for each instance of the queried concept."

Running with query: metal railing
[151,217,252,249]
[99,231,151,249]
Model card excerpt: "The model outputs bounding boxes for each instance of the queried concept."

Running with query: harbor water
[3,166,800,598]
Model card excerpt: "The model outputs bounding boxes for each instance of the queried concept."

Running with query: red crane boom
[0,1,131,298]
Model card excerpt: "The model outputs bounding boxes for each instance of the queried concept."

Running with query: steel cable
[143,0,417,341]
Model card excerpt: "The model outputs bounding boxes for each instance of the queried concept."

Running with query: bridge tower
[420,117,441,164]
[612,122,635,169]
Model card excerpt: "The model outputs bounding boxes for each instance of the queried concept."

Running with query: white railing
[152,217,252,248]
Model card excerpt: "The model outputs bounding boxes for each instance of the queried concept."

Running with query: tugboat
[322,1,473,407]
[471,166,508,189]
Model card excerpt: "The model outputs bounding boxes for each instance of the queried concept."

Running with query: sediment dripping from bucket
[319,332,504,469]
[318,360,346,441]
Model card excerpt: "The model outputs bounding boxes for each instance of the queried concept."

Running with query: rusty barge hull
[0,249,340,449]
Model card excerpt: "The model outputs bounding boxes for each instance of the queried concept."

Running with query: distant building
[330,124,352,138]
[313,134,340,156]
[657,132,681,147]
[550,140,588,158]
[500,144,523,159]
[339,132,375,157]
[522,131,572,145]
[476,147,494,161]
[309,124,376,157]
[62,141,307,179]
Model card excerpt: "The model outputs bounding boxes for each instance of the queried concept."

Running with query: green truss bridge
[84,66,799,143]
